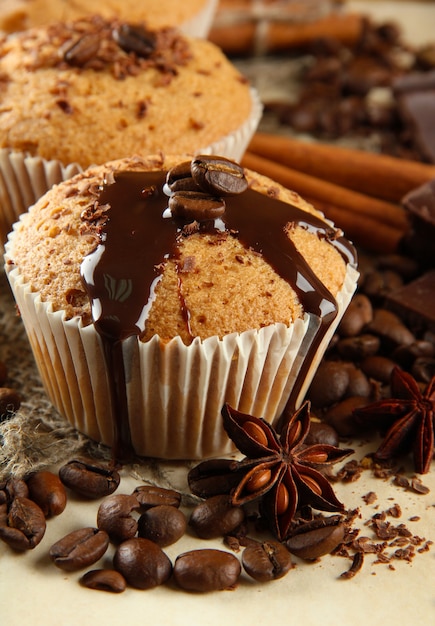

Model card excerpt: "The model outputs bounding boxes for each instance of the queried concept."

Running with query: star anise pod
[188,401,353,541]
[354,367,435,474]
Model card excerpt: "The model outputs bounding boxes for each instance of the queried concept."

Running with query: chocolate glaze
[81,168,356,462]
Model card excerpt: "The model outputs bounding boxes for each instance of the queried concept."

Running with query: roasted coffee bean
[49,527,109,571]
[0,387,21,419]
[323,396,370,437]
[412,356,435,384]
[0,497,46,550]
[345,365,371,398]
[338,294,373,337]
[3,477,29,501]
[59,459,120,499]
[80,569,126,593]
[137,504,186,547]
[365,309,415,348]
[286,519,345,560]
[133,485,181,510]
[191,156,248,196]
[173,549,241,592]
[360,355,397,383]
[242,540,292,582]
[97,494,140,543]
[305,421,339,447]
[392,340,435,368]
[113,537,172,589]
[189,494,245,539]
[307,361,350,407]
[188,458,242,498]
[113,23,156,57]
[336,334,380,360]
[26,471,67,517]
[169,191,225,221]
[63,33,100,66]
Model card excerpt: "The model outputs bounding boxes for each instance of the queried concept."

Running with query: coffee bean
[0,497,46,550]
[59,459,120,499]
[242,540,292,582]
[412,356,435,383]
[49,527,109,571]
[169,191,225,222]
[4,477,29,501]
[63,33,100,66]
[80,569,126,593]
[308,361,350,407]
[336,333,381,360]
[305,421,339,447]
[0,387,21,419]
[189,494,245,539]
[338,294,373,337]
[26,471,67,517]
[323,396,370,437]
[365,309,415,348]
[113,23,156,57]
[137,505,186,547]
[188,458,242,498]
[360,355,397,383]
[133,485,181,510]
[286,519,345,560]
[173,549,241,592]
[345,365,371,398]
[191,156,248,196]
[97,494,140,543]
[113,537,172,589]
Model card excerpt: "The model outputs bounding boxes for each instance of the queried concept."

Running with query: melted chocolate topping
[81,168,356,462]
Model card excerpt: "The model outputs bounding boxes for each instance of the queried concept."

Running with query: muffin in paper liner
[4,238,358,460]
[0,87,262,247]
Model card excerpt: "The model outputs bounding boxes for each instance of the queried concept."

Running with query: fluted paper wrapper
[5,232,358,459]
[0,150,81,247]
[0,87,261,246]
[179,0,219,38]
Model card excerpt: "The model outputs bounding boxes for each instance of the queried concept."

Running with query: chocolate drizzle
[81,166,356,462]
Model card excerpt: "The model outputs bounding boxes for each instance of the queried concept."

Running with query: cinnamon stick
[248,133,435,203]
[304,196,403,254]
[241,151,409,231]
[208,13,364,56]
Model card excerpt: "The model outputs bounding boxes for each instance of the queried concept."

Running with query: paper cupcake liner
[179,0,219,38]
[0,150,81,247]
[197,87,263,163]
[5,224,358,460]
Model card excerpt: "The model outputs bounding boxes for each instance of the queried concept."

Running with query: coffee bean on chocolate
[189,494,245,539]
[137,504,186,547]
[49,527,110,571]
[113,537,172,589]
[97,494,140,543]
[133,485,181,510]
[286,519,346,560]
[169,191,225,222]
[26,471,67,518]
[80,569,127,593]
[242,540,292,582]
[59,459,120,499]
[191,156,248,196]
[0,387,21,419]
[0,497,46,550]
[173,549,241,592]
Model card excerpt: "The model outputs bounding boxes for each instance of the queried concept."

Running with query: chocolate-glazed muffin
[4,154,358,460]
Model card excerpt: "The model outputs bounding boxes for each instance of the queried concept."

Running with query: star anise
[354,367,435,474]
[188,401,353,541]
